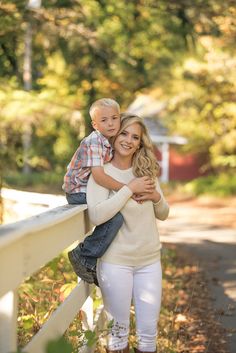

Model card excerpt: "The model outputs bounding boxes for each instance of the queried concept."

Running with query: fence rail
[0,204,103,353]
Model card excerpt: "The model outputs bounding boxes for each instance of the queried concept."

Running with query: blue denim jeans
[66,192,124,270]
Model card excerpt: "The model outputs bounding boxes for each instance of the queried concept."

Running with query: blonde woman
[87,114,169,353]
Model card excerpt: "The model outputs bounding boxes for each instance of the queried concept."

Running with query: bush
[3,171,64,193]
[12,337,73,353]
[184,173,236,197]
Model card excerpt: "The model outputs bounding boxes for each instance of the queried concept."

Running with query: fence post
[82,296,94,330]
[0,290,18,353]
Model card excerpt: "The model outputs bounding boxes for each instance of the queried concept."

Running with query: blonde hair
[89,98,120,120]
[118,113,160,181]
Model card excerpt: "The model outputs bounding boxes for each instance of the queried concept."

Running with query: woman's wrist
[152,192,161,204]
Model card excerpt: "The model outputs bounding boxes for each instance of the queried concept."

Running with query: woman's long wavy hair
[117,113,160,181]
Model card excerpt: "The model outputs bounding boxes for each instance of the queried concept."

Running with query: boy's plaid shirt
[62,130,113,194]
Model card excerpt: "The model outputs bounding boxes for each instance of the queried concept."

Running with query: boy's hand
[128,176,155,194]
[132,194,143,204]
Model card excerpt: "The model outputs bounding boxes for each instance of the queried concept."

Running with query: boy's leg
[66,192,87,205]
[69,212,123,286]
[66,192,87,257]
[67,193,123,285]
[78,212,124,268]
[66,193,95,283]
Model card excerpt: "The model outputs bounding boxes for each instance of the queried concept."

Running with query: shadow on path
[159,200,236,352]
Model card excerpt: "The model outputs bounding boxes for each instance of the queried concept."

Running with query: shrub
[184,173,236,196]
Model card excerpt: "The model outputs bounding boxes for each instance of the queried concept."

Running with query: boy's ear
[91,120,97,129]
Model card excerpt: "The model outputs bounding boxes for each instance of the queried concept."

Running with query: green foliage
[1,0,236,191]
[184,173,236,196]
[162,37,236,174]
[11,336,73,353]
[84,330,97,347]
[45,336,73,353]
[4,171,64,193]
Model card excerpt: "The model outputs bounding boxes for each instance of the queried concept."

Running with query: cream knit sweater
[87,163,169,266]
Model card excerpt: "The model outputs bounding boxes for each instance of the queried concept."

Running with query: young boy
[63,98,154,285]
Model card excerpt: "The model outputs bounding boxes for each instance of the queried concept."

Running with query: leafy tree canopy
[0,0,235,178]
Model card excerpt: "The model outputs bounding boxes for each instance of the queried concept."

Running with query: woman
[87,114,169,353]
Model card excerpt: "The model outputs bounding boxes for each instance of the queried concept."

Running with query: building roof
[127,94,187,145]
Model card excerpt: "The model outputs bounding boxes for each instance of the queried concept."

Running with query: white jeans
[97,260,162,352]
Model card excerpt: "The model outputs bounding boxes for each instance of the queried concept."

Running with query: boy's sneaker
[68,250,94,284]
[91,269,99,287]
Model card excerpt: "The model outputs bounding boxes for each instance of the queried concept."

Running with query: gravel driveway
[159,196,236,352]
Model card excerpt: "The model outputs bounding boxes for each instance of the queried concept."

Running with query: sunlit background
[1,0,236,224]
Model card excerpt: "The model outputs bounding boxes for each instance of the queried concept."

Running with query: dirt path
[159,196,236,352]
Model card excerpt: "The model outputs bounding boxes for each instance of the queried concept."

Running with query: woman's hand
[127,176,155,194]
[132,190,161,204]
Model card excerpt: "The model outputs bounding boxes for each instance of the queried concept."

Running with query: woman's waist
[102,233,161,257]
[100,248,161,267]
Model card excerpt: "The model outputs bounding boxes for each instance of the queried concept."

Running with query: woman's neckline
[111,161,133,172]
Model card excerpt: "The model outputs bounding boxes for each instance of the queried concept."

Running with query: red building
[154,145,205,181]
[127,95,204,183]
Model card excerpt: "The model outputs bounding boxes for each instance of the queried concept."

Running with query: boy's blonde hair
[118,113,160,181]
[89,98,120,120]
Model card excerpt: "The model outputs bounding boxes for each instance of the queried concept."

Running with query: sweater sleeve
[86,174,133,225]
[153,178,169,221]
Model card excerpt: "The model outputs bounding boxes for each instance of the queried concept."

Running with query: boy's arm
[91,166,156,193]
[91,166,124,191]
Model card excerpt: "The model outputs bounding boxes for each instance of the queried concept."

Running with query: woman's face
[114,122,142,159]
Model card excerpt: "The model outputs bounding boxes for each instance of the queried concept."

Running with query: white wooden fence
[0,204,104,353]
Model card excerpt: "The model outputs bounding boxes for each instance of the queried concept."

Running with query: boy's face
[92,106,120,139]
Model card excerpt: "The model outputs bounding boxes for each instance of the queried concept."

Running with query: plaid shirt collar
[94,129,111,148]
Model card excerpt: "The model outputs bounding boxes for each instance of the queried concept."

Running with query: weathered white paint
[0,205,89,298]
[150,134,187,145]
[150,135,187,183]
[82,295,94,330]
[160,142,170,183]
[0,204,103,353]
[0,290,18,353]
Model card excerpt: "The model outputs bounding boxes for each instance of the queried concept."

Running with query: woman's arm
[86,174,132,225]
[152,180,169,220]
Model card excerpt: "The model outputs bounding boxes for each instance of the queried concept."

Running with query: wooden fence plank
[0,290,18,353]
[0,205,92,297]
[0,204,99,353]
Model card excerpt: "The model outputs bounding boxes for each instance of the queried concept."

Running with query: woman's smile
[120,143,132,150]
